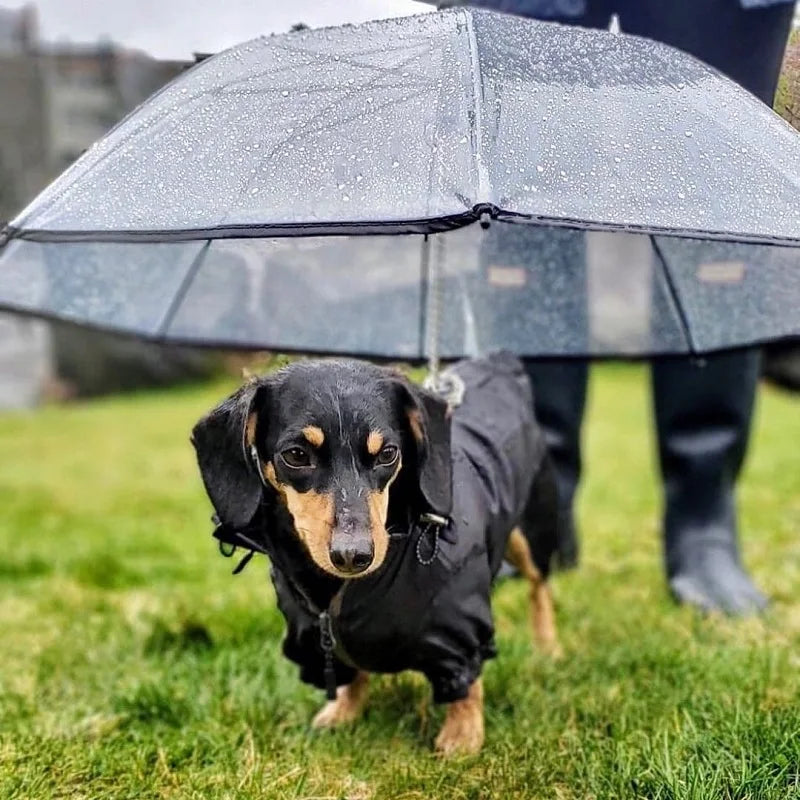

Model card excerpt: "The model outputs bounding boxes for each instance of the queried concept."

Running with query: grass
[0,364,798,799]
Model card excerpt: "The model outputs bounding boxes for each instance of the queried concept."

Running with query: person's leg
[620,0,794,612]
[479,222,589,569]
[653,352,766,613]
[523,360,588,568]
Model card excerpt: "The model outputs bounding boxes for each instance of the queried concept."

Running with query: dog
[192,352,559,755]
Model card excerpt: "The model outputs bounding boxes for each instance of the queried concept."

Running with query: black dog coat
[255,354,556,704]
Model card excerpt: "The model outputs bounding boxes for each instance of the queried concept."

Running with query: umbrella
[0,7,798,358]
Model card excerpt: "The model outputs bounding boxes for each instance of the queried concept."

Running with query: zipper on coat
[317,582,360,700]
[327,582,359,668]
[317,610,338,701]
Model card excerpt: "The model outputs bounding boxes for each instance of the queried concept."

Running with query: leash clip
[416,512,447,566]
[419,512,449,527]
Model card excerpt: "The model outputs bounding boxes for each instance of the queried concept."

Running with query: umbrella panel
[0,239,206,335]
[653,237,800,352]
[167,236,426,357]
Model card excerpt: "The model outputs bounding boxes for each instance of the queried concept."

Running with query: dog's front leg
[434,678,484,756]
[312,671,369,729]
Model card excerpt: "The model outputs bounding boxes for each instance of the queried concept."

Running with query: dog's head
[192,360,451,579]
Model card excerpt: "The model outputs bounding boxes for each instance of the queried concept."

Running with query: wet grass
[0,364,798,799]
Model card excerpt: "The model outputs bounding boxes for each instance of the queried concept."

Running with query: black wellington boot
[653,350,768,615]
[523,360,589,570]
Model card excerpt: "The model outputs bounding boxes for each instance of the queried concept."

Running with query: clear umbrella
[1,7,798,357]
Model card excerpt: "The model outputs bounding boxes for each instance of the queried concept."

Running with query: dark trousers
[524,0,793,608]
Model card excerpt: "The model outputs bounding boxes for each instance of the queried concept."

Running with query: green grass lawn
[0,364,797,799]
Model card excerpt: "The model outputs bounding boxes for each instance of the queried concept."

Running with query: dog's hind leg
[312,671,369,729]
[505,528,560,656]
[434,678,484,756]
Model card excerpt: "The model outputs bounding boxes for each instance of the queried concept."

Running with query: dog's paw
[434,715,484,756]
[311,697,362,729]
[311,675,369,729]
[435,679,484,756]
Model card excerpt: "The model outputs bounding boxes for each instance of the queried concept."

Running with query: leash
[421,235,466,410]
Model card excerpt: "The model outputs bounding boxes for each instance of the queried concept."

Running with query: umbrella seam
[650,235,698,356]
[155,240,211,337]
[462,9,491,203]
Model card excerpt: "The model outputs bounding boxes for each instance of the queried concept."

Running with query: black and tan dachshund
[192,353,559,755]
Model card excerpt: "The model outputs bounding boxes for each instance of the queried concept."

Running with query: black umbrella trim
[3,205,800,248]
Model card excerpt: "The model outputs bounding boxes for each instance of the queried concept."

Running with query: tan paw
[312,697,361,729]
[434,680,484,756]
[311,672,369,729]
[434,715,484,756]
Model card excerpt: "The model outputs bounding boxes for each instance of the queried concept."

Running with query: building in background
[0,6,46,221]
[0,6,187,219]
[0,4,210,410]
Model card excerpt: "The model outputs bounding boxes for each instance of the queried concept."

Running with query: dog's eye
[281,447,312,469]
[375,445,399,467]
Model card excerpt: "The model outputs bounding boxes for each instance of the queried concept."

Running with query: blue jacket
[459,0,794,17]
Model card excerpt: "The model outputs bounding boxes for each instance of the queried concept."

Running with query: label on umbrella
[697,261,746,285]
[487,265,527,288]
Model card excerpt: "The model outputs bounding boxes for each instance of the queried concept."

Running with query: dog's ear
[191,379,270,530]
[392,376,452,518]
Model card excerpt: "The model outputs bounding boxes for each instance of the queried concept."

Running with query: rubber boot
[523,360,588,569]
[653,350,767,615]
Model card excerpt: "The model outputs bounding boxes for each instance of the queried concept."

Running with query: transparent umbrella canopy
[0,7,798,357]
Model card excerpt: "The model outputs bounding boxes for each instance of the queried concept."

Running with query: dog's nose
[330,537,374,575]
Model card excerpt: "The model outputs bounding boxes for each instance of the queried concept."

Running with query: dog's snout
[330,535,374,575]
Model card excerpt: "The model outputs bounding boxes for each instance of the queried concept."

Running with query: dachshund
[192,353,559,755]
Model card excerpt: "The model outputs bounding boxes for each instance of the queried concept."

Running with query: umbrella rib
[650,235,698,356]
[155,240,211,337]
[463,9,490,202]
